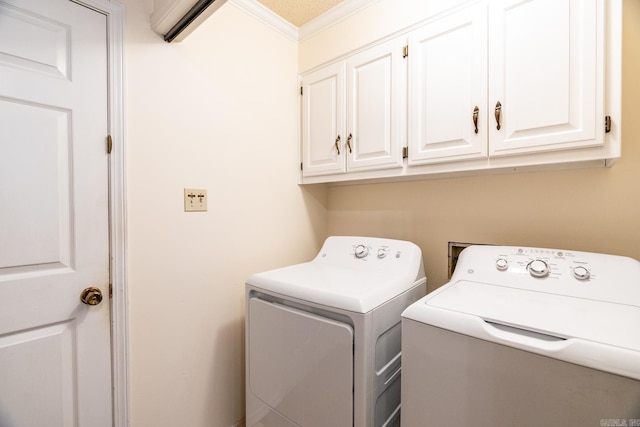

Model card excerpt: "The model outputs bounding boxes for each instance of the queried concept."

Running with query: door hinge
[109,283,113,298]
[402,146,408,158]
[402,45,409,58]
[300,162,303,171]
[605,115,612,133]
[107,135,113,154]
[300,86,303,96]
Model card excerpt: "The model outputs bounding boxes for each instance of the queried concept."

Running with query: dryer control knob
[496,258,508,271]
[528,259,549,278]
[377,248,387,258]
[354,244,369,259]
[573,266,591,280]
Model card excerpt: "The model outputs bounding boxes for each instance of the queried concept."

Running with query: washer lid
[429,280,640,352]
[246,236,425,313]
[403,280,640,380]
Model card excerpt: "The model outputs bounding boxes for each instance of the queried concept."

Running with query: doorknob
[80,287,103,306]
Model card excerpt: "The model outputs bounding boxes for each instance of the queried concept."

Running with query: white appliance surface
[246,235,427,427]
[249,298,353,427]
[247,236,425,313]
[401,245,640,427]
[403,245,640,379]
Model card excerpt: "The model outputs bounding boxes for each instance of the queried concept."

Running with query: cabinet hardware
[403,45,409,58]
[402,146,408,159]
[605,116,612,133]
[494,101,502,130]
[107,135,113,154]
[346,133,353,153]
[300,86,303,96]
[335,135,341,155]
[473,106,479,134]
[300,162,303,171]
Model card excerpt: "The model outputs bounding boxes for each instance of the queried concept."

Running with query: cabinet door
[408,3,488,165]
[489,0,603,156]
[301,62,346,177]
[345,37,405,172]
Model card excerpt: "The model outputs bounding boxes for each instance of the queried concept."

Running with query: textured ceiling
[257,0,345,27]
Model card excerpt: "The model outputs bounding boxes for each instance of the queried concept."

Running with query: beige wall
[301,0,640,292]
[123,0,638,425]
[123,1,326,425]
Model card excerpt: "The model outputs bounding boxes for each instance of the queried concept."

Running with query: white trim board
[71,0,129,426]
[228,0,298,40]
[298,0,382,41]
[228,0,380,42]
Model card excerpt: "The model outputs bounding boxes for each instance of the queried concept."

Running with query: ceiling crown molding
[229,0,380,42]
[229,0,299,41]
[298,0,379,41]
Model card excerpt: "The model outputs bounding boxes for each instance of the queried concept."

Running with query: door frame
[70,0,128,425]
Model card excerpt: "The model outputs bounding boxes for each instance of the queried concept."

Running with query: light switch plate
[184,188,207,212]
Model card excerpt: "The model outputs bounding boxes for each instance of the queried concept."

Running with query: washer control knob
[495,258,508,271]
[377,248,387,258]
[354,244,369,259]
[573,266,591,280]
[528,260,549,278]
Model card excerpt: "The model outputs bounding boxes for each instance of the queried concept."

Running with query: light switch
[184,188,207,212]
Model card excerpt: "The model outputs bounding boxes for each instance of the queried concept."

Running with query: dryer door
[248,298,353,427]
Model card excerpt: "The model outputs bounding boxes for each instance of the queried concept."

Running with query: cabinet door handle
[346,133,353,153]
[473,106,479,134]
[495,101,502,130]
[335,135,341,155]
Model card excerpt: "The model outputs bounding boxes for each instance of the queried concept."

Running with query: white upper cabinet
[488,0,603,156]
[345,37,406,173]
[301,36,406,180]
[300,62,346,177]
[298,0,619,184]
[408,2,488,165]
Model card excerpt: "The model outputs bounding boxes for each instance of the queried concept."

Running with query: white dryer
[245,236,426,427]
[401,245,640,426]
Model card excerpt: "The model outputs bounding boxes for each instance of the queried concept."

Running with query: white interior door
[0,1,112,426]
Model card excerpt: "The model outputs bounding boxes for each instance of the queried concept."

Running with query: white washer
[401,245,640,426]
[245,236,426,427]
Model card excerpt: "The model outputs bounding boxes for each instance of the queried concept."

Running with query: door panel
[408,3,488,164]
[0,99,72,269]
[346,37,404,172]
[301,62,346,177]
[0,1,112,426]
[0,322,76,426]
[489,0,602,155]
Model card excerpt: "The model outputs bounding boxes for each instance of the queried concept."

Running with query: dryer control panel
[313,237,420,267]
[352,243,400,260]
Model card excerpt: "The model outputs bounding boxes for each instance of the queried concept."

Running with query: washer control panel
[450,245,640,306]
[488,247,594,281]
